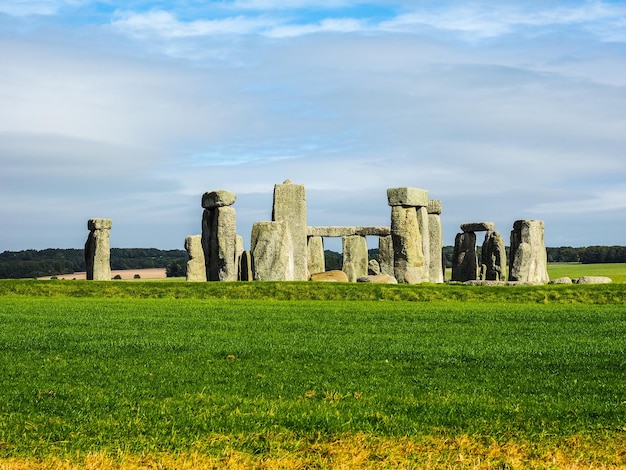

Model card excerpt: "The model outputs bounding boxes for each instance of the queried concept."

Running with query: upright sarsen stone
[390,206,425,283]
[202,206,237,281]
[451,231,477,282]
[342,235,368,282]
[272,180,307,280]
[378,235,394,277]
[509,220,549,284]
[184,234,206,282]
[85,218,112,281]
[427,200,444,283]
[307,236,325,275]
[481,231,506,281]
[251,221,294,281]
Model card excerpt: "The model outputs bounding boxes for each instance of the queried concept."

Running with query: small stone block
[387,187,429,207]
[88,218,112,230]
[427,200,442,215]
[460,222,495,232]
[202,190,237,209]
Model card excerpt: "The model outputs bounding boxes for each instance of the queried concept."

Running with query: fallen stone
[368,259,381,275]
[201,190,237,209]
[387,187,429,207]
[461,222,495,232]
[310,270,348,282]
[549,277,573,284]
[575,276,612,284]
[357,274,398,284]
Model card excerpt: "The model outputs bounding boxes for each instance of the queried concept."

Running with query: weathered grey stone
[417,206,430,282]
[427,199,442,215]
[387,187,429,207]
[451,231,477,282]
[306,226,390,237]
[201,190,237,209]
[378,235,394,277]
[357,274,398,284]
[88,218,112,230]
[509,220,549,284]
[250,221,294,281]
[461,222,495,232]
[368,259,381,275]
[428,211,444,283]
[184,235,206,282]
[549,277,573,284]
[85,218,112,281]
[310,270,348,282]
[480,231,507,281]
[202,206,237,282]
[238,250,252,281]
[575,276,612,284]
[342,235,368,282]
[272,181,307,281]
[391,206,425,284]
[307,236,325,276]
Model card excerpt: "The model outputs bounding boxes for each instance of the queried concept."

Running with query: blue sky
[1,0,625,251]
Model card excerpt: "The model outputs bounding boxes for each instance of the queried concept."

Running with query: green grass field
[547,262,626,283]
[1,280,625,468]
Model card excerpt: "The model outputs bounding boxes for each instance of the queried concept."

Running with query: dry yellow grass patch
[1,433,625,469]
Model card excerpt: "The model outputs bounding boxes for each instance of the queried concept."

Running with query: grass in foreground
[1,292,625,467]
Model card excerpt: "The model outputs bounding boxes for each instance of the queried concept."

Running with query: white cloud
[0,0,85,16]
[111,10,273,38]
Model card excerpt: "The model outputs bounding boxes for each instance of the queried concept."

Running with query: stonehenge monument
[180,181,550,285]
[85,218,112,281]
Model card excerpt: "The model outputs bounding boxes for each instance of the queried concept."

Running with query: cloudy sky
[1,0,625,252]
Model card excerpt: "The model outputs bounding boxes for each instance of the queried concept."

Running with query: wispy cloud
[0,0,86,16]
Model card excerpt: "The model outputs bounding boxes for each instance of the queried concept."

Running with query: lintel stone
[387,187,429,207]
[461,222,495,232]
[306,226,390,237]
[427,200,442,215]
[88,218,112,230]
[202,190,237,209]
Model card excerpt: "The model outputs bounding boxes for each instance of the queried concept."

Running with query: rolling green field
[547,262,626,283]
[1,280,625,468]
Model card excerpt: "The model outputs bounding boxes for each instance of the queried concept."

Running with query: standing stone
[378,235,394,276]
[250,221,294,281]
[417,206,430,282]
[184,235,207,282]
[427,200,444,283]
[307,236,325,275]
[272,180,307,281]
[342,236,368,282]
[239,250,253,281]
[509,220,549,284]
[202,206,237,281]
[480,231,506,281]
[85,218,112,281]
[451,231,477,282]
[390,206,425,284]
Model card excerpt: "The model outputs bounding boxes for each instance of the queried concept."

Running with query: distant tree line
[0,248,187,279]
[2,245,625,279]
